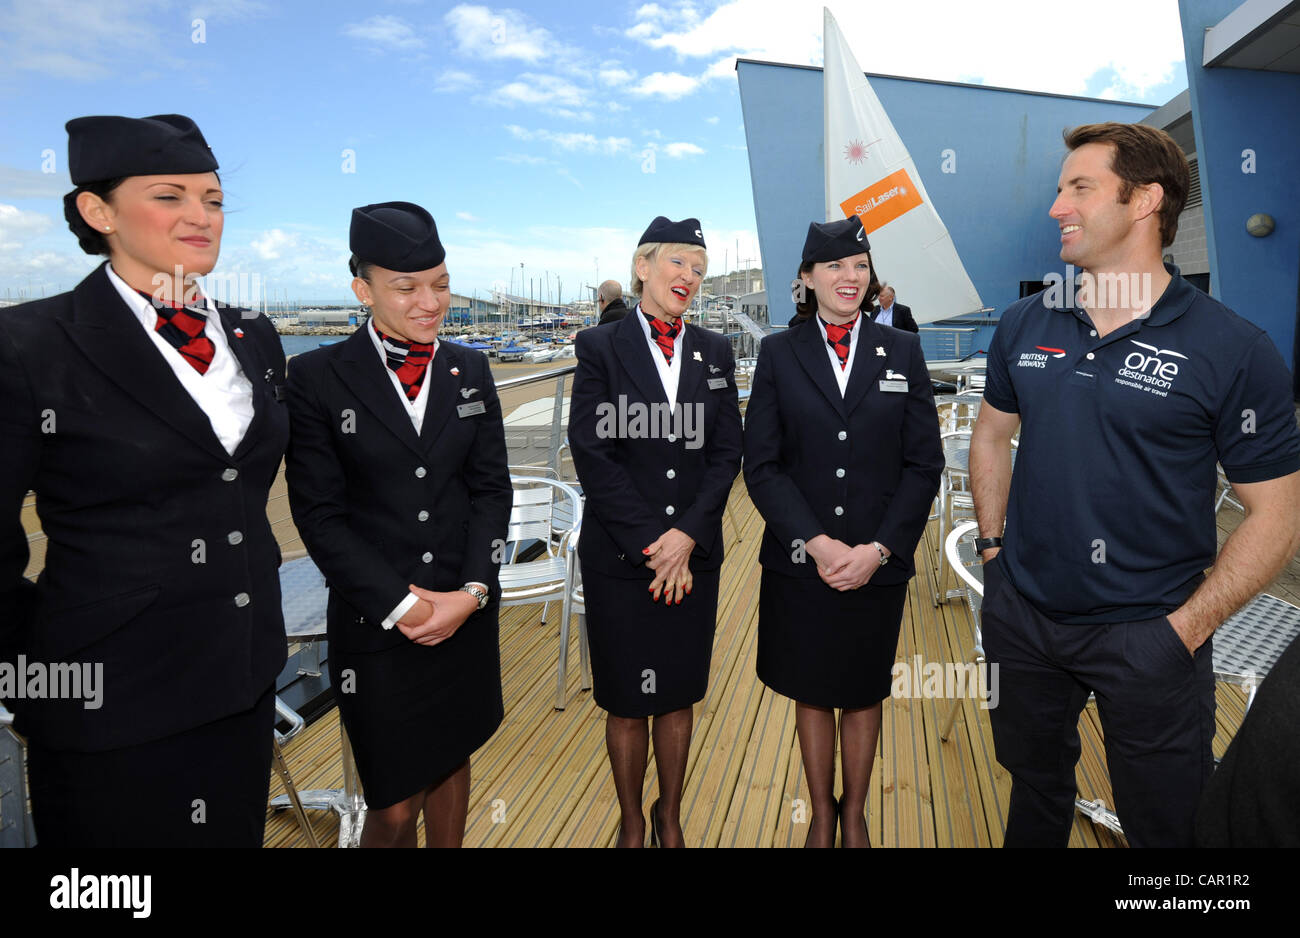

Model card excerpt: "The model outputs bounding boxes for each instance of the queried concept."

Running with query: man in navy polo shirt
[970,122,1300,847]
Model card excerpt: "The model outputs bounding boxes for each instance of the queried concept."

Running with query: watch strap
[460,584,489,610]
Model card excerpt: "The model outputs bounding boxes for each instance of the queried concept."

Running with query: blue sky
[0,0,1190,305]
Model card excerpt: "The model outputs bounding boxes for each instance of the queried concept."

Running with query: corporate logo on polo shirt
[1115,340,1187,397]
[1015,346,1066,368]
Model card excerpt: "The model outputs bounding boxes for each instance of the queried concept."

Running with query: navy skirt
[26,683,276,847]
[757,569,908,709]
[582,566,720,718]
[330,605,503,809]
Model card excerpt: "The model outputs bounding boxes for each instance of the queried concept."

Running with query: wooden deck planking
[257,474,1284,848]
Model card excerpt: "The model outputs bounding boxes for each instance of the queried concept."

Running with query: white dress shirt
[635,303,684,406]
[364,321,486,630]
[813,313,863,397]
[107,263,254,455]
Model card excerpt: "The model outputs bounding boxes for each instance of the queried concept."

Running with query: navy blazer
[569,311,743,578]
[0,263,289,750]
[743,314,942,584]
[285,328,512,653]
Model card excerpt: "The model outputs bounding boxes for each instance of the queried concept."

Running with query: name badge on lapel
[707,377,728,390]
[457,401,487,418]
[879,372,908,392]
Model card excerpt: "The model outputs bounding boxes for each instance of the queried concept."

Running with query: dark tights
[796,702,882,848]
[606,707,693,847]
[359,759,471,848]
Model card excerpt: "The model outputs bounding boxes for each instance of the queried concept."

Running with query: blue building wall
[736,60,1155,344]
[1179,0,1300,374]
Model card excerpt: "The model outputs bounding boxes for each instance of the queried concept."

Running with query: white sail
[823,8,983,324]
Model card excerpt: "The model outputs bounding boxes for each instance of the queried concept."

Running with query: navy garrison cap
[66,114,218,185]
[349,202,445,272]
[801,216,871,264]
[638,216,706,249]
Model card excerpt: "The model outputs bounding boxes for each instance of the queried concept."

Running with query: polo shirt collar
[1049,262,1196,329]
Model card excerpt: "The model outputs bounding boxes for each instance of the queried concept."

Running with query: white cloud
[705,116,720,125]
[0,203,55,251]
[629,72,701,100]
[249,228,298,261]
[214,226,352,298]
[342,15,424,50]
[703,228,763,271]
[0,0,174,79]
[445,4,567,63]
[443,224,639,300]
[663,142,705,158]
[623,0,1185,100]
[490,73,588,108]
[550,108,595,122]
[0,165,71,199]
[598,65,635,86]
[505,125,630,155]
[456,211,481,221]
[434,69,478,93]
[188,1,271,20]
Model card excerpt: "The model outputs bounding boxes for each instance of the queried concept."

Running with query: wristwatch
[974,536,1003,553]
[459,584,490,610]
[870,541,889,565]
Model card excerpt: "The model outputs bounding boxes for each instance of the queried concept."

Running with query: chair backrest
[945,521,984,598]
[509,464,559,480]
[941,392,977,433]
[505,475,583,563]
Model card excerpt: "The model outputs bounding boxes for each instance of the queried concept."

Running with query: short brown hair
[1063,122,1189,247]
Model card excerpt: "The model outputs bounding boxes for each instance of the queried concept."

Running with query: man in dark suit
[871,284,919,333]
[596,279,630,325]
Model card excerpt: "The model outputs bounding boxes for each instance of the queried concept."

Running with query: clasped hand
[395,584,478,646]
[806,535,883,591]
[644,527,696,605]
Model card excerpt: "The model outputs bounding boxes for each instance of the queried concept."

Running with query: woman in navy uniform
[569,217,743,847]
[285,202,511,848]
[0,115,289,846]
[744,217,943,847]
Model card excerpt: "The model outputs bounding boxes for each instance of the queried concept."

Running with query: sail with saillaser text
[823,8,983,324]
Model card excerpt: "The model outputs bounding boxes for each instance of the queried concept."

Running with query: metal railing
[919,327,978,362]
[497,364,577,478]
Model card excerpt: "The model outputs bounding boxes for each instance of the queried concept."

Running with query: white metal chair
[1215,466,1244,514]
[270,697,321,848]
[933,431,1016,606]
[560,526,594,709]
[939,521,987,741]
[498,475,583,709]
[933,431,977,605]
